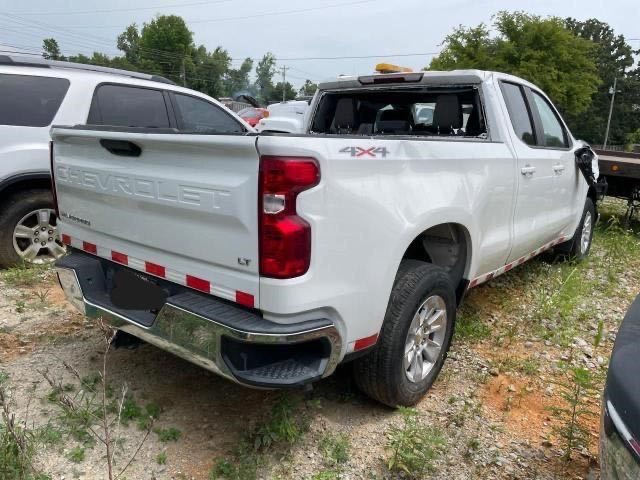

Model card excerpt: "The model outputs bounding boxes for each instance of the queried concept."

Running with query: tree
[224,57,253,96]
[564,18,638,144]
[191,45,230,99]
[117,24,141,65]
[42,38,66,61]
[429,11,600,116]
[299,80,318,97]
[269,82,297,103]
[255,53,277,102]
[139,15,194,84]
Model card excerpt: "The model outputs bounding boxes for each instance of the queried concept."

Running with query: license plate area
[110,269,167,312]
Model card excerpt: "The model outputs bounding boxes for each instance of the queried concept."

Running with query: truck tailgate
[51,128,260,308]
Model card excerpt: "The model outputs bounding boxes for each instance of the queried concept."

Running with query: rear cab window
[88,84,170,128]
[0,74,70,127]
[310,86,487,138]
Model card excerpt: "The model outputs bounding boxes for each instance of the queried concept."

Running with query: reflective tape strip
[61,235,255,308]
[468,235,567,290]
[347,333,379,353]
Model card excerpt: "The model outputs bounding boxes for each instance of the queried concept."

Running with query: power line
[54,0,377,28]
[9,0,233,16]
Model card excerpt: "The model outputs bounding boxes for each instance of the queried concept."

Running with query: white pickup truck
[52,70,597,407]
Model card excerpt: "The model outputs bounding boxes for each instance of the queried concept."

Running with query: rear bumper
[55,251,342,388]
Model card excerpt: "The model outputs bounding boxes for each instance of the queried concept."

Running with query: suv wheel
[0,189,66,268]
[353,260,456,407]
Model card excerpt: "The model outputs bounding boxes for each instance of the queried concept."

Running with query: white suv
[0,55,249,267]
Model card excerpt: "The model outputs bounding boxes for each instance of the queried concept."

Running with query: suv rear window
[88,84,170,128]
[171,93,244,134]
[310,87,486,138]
[0,74,70,127]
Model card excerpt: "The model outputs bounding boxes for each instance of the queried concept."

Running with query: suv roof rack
[0,54,177,85]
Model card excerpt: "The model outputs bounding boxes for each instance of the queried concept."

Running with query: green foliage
[255,53,277,102]
[299,80,318,97]
[548,366,598,461]
[564,18,639,145]
[429,11,600,115]
[42,38,65,61]
[252,395,305,450]
[156,451,167,465]
[456,308,491,342]
[1,263,51,288]
[268,81,297,103]
[386,407,445,478]
[319,433,350,466]
[154,427,181,443]
[67,446,85,463]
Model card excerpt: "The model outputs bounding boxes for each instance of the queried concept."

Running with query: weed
[34,289,50,305]
[253,395,305,450]
[594,320,604,349]
[15,300,26,314]
[319,432,350,467]
[548,366,598,461]
[154,427,181,443]
[310,470,340,480]
[386,407,445,478]
[68,446,85,463]
[119,398,142,426]
[156,451,167,465]
[0,373,46,479]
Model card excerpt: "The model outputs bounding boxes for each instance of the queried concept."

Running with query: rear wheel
[353,260,456,407]
[0,189,66,268]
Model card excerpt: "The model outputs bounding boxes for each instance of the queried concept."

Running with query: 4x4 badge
[339,146,389,158]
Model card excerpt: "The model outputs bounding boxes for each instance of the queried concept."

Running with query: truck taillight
[259,156,320,279]
[49,141,60,216]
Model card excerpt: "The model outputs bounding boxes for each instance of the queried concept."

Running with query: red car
[238,107,268,127]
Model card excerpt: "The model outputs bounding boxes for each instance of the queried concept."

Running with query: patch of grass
[492,356,540,376]
[253,395,305,450]
[156,451,167,465]
[154,427,181,443]
[209,394,309,480]
[119,398,142,426]
[67,446,85,463]
[319,432,349,467]
[1,263,51,288]
[456,309,491,342]
[386,407,445,479]
[310,470,340,480]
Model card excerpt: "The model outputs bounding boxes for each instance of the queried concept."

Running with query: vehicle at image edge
[51,69,599,407]
[237,107,269,127]
[0,55,252,268]
[600,294,640,479]
[256,99,311,133]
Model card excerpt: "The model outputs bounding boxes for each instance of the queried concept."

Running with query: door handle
[100,139,142,157]
[521,165,536,177]
[553,164,566,174]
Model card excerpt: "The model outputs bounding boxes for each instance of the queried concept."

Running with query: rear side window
[500,82,536,146]
[172,93,244,134]
[531,91,569,148]
[0,74,69,127]
[88,84,170,128]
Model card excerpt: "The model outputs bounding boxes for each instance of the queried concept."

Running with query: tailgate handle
[100,139,142,157]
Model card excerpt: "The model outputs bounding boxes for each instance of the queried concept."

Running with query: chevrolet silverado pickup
[51,69,598,407]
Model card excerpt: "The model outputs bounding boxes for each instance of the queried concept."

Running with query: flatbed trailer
[596,149,640,226]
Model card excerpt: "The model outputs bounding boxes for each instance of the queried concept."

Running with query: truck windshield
[310,87,486,138]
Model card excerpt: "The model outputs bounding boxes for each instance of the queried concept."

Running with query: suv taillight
[49,141,60,216]
[259,156,320,279]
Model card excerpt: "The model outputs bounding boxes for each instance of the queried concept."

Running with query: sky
[0,0,638,88]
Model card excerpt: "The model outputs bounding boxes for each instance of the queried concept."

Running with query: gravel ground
[1,198,638,480]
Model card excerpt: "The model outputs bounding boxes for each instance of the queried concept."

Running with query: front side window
[500,82,536,146]
[88,84,170,128]
[531,91,569,148]
[172,94,244,134]
[0,74,70,127]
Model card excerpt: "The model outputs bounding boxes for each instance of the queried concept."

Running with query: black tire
[556,198,596,261]
[352,260,456,407]
[0,189,55,268]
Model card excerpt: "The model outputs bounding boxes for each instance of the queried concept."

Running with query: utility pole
[281,65,289,102]
[603,77,618,150]
[180,58,186,87]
